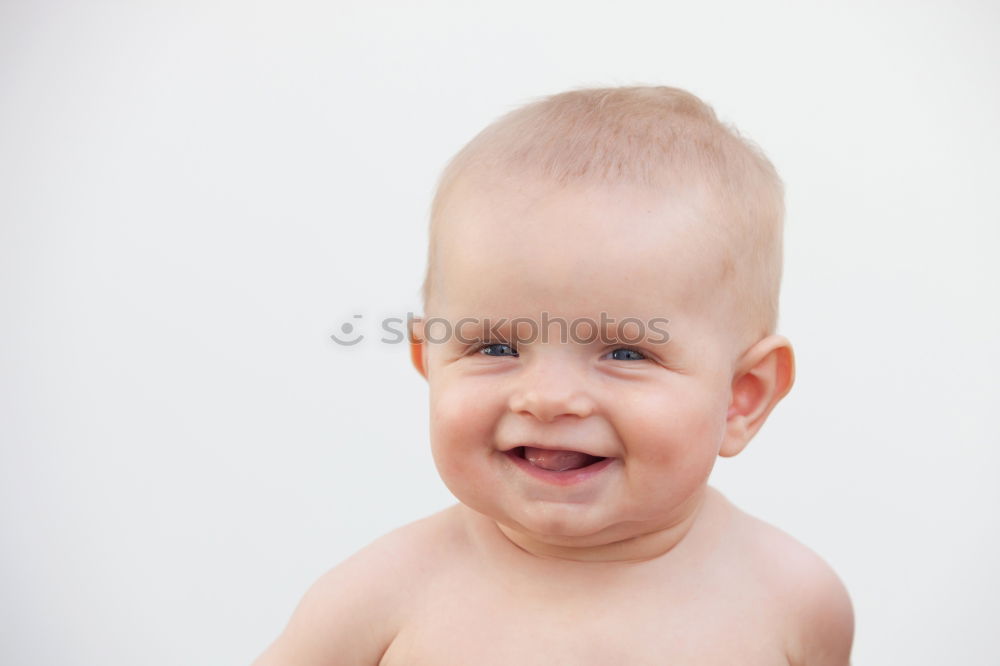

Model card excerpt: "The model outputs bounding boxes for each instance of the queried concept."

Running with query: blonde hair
[420,85,785,341]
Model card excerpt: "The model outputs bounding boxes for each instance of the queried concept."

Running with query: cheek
[623,387,728,465]
[430,381,490,430]
[428,380,499,461]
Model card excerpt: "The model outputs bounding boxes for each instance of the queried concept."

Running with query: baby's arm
[251,532,408,666]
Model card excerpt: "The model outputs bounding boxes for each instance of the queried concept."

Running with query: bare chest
[378,573,790,666]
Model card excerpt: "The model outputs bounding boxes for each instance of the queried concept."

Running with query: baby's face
[418,174,748,557]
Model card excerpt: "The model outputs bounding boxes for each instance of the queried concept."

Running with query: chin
[496,499,614,541]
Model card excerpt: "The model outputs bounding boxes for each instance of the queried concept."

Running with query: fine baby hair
[420,85,785,346]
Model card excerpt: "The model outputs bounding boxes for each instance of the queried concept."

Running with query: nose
[507,358,595,422]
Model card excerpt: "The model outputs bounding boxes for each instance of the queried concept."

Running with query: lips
[503,443,607,458]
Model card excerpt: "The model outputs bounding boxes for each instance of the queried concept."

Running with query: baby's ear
[720,335,795,457]
[408,317,428,379]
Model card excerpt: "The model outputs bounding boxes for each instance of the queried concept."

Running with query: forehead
[433,175,729,321]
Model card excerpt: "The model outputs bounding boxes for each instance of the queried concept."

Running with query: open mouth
[507,446,608,472]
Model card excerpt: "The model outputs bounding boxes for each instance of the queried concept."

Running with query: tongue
[523,447,601,472]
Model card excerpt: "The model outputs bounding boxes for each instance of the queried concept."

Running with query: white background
[2,1,998,664]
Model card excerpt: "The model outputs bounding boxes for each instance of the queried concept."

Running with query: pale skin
[253,175,854,665]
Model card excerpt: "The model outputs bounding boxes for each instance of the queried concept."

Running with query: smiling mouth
[508,446,608,472]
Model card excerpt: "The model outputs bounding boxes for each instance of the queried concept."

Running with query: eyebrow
[598,318,672,346]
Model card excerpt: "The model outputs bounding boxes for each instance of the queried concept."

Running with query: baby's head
[409,86,794,561]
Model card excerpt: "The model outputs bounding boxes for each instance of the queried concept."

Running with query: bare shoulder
[252,504,464,666]
[716,492,855,666]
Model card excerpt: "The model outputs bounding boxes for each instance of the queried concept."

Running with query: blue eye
[480,343,518,357]
[607,347,646,361]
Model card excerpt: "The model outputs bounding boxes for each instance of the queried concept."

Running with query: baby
[253,85,854,665]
